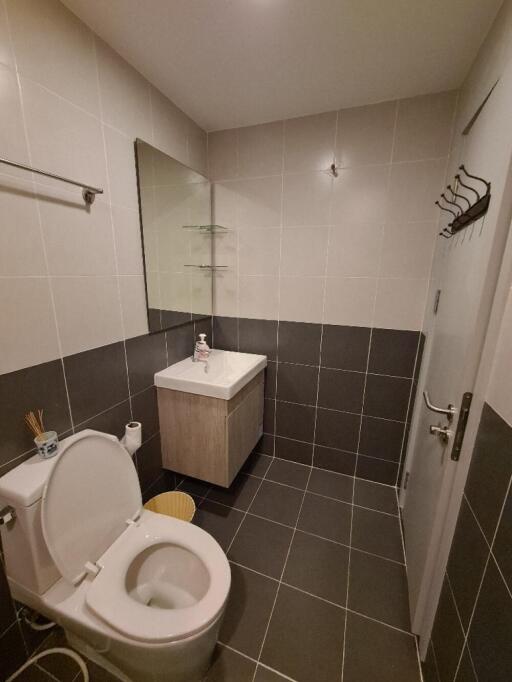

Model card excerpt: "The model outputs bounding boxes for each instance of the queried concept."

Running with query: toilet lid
[41,429,142,585]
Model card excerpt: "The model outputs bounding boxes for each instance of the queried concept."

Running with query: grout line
[250,465,315,681]
[218,643,298,681]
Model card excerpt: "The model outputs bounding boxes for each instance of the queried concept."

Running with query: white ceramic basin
[154,349,267,400]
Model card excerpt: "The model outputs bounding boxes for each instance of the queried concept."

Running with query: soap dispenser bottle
[194,333,210,362]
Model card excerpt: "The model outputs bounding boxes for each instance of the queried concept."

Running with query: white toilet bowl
[0,430,231,682]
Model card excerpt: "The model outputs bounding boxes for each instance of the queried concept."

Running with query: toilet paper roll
[122,421,142,455]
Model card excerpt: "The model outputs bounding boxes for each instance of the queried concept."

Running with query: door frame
[399,136,512,657]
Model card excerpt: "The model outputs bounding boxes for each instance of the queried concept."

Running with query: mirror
[135,139,213,332]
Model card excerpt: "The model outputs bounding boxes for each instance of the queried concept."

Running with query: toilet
[0,429,231,682]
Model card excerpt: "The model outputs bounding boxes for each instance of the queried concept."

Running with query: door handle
[423,390,457,422]
[429,424,453,444]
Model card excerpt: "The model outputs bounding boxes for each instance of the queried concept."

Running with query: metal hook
[459,165,491,193]
[329,163,338,178]
[435,200,457,220]
[441,194,462,215]
[455,174,480,201]
[446,185,471,210]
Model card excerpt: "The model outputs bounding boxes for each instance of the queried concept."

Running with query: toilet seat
[86,512,230,644]
[40,429,230,646]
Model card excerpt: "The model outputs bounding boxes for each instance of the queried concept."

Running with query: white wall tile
[283,171,332,227]
[327,223,383,277]
[95,38,152,141]
[208,129,238,180]
[150,86,189,166]
[280,227,329,277]
[21,77,108,197]
[373,278,428,330]
[284,112,336,173]
[487,285,512,425]
[337,100,396,167]
[235,176,282,228]
[238,121,283,178]
[379,222,437,279]
[279,276,324,324]
[0,174,46,275]
[211,182,238,230]
[38,190,116,276]
[387,158,447,223]
[214,272,238,317]
[111,206,144,276]
[51,275,124,355]
[0,1,14,68]
[331,165,389,224]
[103,125,138,209]
[0,64,31,174]
[119,275,149,339]
[323,276,377,327]
[6,0,100,116]
[393,91,457,162]
[213,230,238,273]
[188,123,208,176]
[239,275,279,320]
[0,277,60,373]
[239,229,280,276]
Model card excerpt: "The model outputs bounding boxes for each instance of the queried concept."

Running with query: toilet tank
[0,451,62,595]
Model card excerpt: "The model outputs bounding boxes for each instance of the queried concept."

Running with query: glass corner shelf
[182,224,231,233]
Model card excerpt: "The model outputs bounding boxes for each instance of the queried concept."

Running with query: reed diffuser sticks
[25,409,45,438]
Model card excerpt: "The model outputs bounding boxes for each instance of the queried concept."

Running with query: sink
[154,349,267,400]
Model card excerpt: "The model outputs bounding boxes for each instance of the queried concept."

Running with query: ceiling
[62,0,502,131]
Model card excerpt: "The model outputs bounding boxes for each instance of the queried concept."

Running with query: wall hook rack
[436,165,491,236]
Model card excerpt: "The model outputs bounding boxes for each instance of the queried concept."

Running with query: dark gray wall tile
[422,642,441,682]
[369,329,420,377]
[313,445,356,476]
[239,318,278,360]
[0,623,27,680]
[493,484,512,591]
[166,322,195,365]
[447,497,489,630]
[79,399,131,439]
[465,403,512,543]
[0,560,16,635]
[0,360,71,467]
[275,436,313,465]
[315,408,360,452]
[431,579,465,682]
[468,558,512,682]
[278,321,321,365]
[364,374,411,421]
[254,433,275,456]
[194,316,213,340]
[321,325,371,372]
[275,401,315,443]
[136,433,162,493]
[277,363,318,405]
[359,415,405,462]
[318,368,365,413]
[356,455,398,485]
[125,331,167,394]
[64,341,129,425]
[263,398,275,434]
[213,316,238,351]
[264,361,277,398]
[454,648,478,682]
[131,386,159,440]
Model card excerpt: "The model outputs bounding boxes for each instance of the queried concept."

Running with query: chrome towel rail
[0,157,103,205]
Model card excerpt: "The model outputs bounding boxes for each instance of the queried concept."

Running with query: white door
[401,68,512,654]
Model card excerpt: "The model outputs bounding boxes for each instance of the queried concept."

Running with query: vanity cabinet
[157,371,264,487]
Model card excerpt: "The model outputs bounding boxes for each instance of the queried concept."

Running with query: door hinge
[433,289,442,315]
[451,392,473,461]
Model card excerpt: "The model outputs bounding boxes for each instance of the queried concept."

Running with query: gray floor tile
[242,452,273,477]
[283,530,349,606]
[297,492,351,544]
[205,645,256,681]
[194,500,244,551]
[178,476,211,497]
[348,549,410,629]
[254,665,291,681]
[343,612,421,682]
[351,506,404,562]
[249,480,304,526]
[354,479,398,515]
[265,458,310,489]
[228,514,293,578]
[307,468,354,502]
[207,474,261,511]
[219,564,278,659]
[261,584,345,682]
